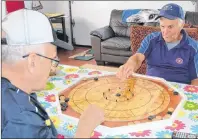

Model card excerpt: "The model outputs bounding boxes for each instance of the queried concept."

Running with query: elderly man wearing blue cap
[117,3,198,86]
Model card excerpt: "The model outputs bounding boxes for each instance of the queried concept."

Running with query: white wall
[2,1,196,46]
[24,1,72,45]
[1,1,6,20]
[54,1,72,45]
[25,1,57,13]
[71,1,195,45]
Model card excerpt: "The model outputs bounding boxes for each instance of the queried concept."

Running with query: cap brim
[52,39,74,50]
[155,13,177,20]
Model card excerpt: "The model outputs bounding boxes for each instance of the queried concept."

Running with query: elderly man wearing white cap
[2,9,104,138]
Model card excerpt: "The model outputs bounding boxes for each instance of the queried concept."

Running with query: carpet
[69,49,94,61]
[81,64,119,72]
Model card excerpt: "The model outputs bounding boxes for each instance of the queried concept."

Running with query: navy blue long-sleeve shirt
[1,77,58,138]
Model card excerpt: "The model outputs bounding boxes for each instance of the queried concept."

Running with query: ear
[179,20,185,29]
[27,53,37,74]
[181,22,185,29]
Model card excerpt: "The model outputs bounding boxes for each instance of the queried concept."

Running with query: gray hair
[159,17,185,27]
[178,18,185,27]
[2,44,45,64]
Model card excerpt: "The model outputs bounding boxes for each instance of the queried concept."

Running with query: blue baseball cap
[156,3,185,20]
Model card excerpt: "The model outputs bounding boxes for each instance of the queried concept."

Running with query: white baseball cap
[2,9,56,46]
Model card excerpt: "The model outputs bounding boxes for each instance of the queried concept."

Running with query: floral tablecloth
[36,65,198,138]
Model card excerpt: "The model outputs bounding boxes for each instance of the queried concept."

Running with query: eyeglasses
[22,53,60,67]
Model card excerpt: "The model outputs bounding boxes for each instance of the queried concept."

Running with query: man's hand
[116,61,136,80]
[116,53,145,80]
[191,78,198,86]
[75,104,104,138]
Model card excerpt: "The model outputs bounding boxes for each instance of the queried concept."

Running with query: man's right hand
[116,53,145,80]
[116,60,136,80]
[75,104,104,138]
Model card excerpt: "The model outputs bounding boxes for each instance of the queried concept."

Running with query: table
[36,64,198,138]
[45,13,68,43]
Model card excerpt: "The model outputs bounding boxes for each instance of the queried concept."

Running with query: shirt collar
[158,29,189,49]
[2,77,37,112]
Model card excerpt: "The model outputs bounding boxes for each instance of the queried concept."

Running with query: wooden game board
[60,74,182,128]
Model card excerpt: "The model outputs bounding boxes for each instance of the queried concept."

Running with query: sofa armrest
[90,36,102,61]
[90,26,115,40]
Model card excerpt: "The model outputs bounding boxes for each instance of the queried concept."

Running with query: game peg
[61,102,68,107]
[61,106,67,111]
[115,93,121,97]
[94,77,98,81]
[148,115,156,120]
[65,98,70,102]
[167,111,173,115]
[168,108,174,112]
[61,102,68,111]
[173,91,179,95]
[131,93,134,96]
[128,122,134,125]
[116,100,117,102]
[108,88,111,91]
[134,121,140,124]
[156,116,162,120]
[168,88,174,92]
[106,97,107,100]
[82,77,87,81]
[59,95,65,100]
[60,99,65,103]
[163,114,171,119]
[167,108,174,115]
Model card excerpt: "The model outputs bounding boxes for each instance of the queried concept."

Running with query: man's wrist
[75,123,93,138]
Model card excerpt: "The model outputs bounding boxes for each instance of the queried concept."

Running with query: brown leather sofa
[90,9,198,66]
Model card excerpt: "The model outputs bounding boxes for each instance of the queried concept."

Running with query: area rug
[69,49,94,61]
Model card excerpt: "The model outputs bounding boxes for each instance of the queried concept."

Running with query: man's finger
[126,69,134,78]
[120,65,127,79]
[116,66,123,78]
[122,65,132,79]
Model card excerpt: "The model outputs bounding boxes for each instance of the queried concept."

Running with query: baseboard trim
[74,44,91,48]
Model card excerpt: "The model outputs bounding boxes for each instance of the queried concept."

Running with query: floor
[57,47,122,67]
[57,47,96,66]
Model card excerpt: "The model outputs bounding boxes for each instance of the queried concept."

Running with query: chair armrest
[90,26,115,40]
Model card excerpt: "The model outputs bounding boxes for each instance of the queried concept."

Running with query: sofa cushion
[109,10,134,37]
[185,11,198,25]
[101,47,132,57]
[101,37,131,51]
[130,25,198,74]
